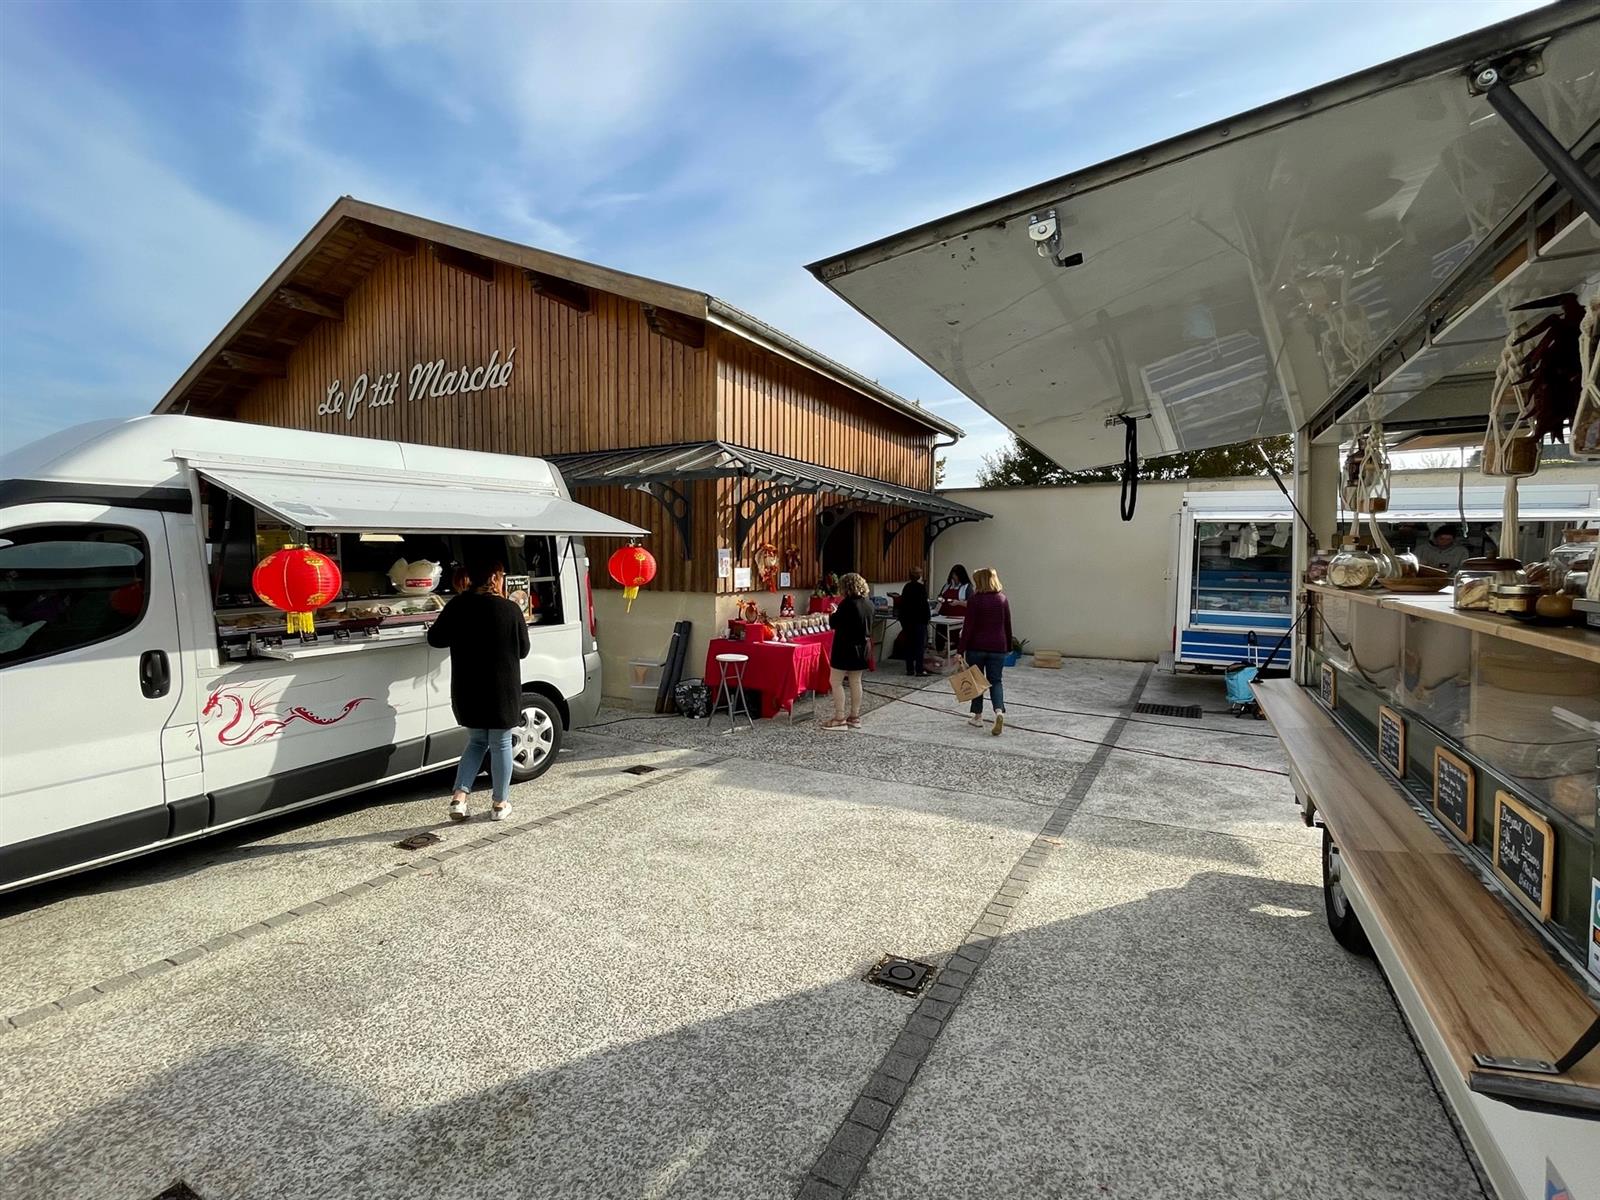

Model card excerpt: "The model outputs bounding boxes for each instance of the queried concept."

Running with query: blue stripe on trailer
[1186,612,1292,629]
[1178,629,1291,666]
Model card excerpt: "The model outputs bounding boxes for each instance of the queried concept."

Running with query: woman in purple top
[955,566,1012,735]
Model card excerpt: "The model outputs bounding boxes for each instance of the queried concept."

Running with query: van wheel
[1322,829,1371,956]
[510,694,562,782]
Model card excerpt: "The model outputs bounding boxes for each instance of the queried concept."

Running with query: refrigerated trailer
[1169,485,1600,668]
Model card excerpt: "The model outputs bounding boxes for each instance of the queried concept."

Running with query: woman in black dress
[427,553,530,821]
[897,565,931,676]
[823,572,875,731]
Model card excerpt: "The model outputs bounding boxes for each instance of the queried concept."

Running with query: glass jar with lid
[1546,533,1596,593]
[1453,558,1525,610]
[1305,545,1334,584]
[1327,538,1381,589]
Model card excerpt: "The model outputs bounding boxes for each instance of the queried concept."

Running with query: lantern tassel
[623,585,639,612]
[287,611,316,636]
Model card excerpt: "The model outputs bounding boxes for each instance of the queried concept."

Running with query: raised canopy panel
[813,11,1600,469]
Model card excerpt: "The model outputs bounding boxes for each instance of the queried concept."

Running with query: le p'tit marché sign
[317,347,516,422]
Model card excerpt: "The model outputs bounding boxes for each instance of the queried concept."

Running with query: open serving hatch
[181,453,649,539]
[808,7,1600,469]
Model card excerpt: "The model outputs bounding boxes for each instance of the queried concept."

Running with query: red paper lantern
[607,544,657,612]
[253,545,343,635]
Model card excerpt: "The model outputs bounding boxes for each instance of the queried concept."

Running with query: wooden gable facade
[160,199,969,595]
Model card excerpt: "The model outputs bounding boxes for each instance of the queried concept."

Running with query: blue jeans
[965,650,1006,715]
[454,728,513,803]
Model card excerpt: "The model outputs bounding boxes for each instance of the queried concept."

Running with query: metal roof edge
[705,298,964,438]
[806,5,1598,282]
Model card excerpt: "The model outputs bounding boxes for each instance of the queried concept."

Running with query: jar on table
[1305,545,1334,584]
[1489,583,1542,616]
[1327,538,1381,589]
[1546,535,1596,593]
[1453,558,1525,610]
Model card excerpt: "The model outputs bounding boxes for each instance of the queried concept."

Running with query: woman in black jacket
[427,553,530,821]
[896,566,931,677]
[823,572,875,731]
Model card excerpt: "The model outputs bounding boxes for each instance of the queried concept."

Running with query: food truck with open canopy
[0,415,645,892]
[809,7,1600,1196]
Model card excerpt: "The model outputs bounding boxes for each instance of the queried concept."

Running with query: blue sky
[0,0,1545,484]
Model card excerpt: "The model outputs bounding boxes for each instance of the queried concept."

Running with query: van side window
[0,526,149,667]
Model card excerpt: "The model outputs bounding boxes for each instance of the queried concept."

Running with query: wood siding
[713,331,934,489]
[712,329,936,586]
[234,248,716,591]
[226,243,941,593]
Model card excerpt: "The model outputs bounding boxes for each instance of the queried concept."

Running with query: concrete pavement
[0,658,1481,1199]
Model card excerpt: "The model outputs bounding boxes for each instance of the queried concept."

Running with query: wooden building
[156,198,985,697]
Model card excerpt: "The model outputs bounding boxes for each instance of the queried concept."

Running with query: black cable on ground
[865,686,1288,778]
[863,682,1282,739]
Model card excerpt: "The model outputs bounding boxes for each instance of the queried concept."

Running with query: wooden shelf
[1253,678,1600,1107]
[1309,582,1600,666]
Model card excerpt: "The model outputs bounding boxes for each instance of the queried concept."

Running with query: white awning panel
[810,9,1600,470]
[184,456,647,538]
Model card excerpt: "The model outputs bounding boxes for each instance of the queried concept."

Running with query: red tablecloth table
[705,631,833,718]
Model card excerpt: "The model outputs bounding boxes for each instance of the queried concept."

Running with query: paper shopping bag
[948,661,989,703]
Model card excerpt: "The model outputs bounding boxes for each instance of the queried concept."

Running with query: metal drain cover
[623,764,657,775]
[866,955,934,995]
[396,832,443,851]
[1134,702,1203,719]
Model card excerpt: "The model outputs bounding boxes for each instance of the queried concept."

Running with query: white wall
[934,480,1191,663]
[591,590,717,705]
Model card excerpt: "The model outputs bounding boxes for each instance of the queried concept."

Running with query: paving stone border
[795,666,1154,1199]
[1,759,721,1036]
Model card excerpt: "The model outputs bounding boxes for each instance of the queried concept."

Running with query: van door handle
[139,650,171,699]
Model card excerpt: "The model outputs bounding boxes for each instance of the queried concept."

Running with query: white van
[0,415,645,892]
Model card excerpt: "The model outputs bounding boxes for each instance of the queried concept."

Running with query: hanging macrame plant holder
[1570,297,1600,459]
[1482,323,1545,562]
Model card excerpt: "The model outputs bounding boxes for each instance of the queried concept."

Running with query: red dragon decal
[202,683,373,746]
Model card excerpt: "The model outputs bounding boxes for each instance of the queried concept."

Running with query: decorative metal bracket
[882,510,930,558]
[925,513,982,555]
[735,480,812,556]
[627,481,693,561]
[817,503,866,558]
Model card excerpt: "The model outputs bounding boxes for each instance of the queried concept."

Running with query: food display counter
[1307,583,1599,962]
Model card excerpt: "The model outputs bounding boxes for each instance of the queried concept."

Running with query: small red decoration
[253,545,342,635]
[754,541,780,591]
[608,543,657,612]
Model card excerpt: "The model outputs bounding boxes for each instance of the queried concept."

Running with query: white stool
[714,653,755,732]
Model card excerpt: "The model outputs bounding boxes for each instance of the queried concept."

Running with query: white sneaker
[966,714,983,728]
[490,802,512,822]
[448,797,469,822]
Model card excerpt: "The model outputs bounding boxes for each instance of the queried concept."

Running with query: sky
[0,0,1549,485]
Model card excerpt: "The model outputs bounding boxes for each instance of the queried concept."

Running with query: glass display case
[1174,507,1293,666]
[1309,584,1599,968]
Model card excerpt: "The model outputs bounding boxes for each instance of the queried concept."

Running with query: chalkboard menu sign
[1318,662,1336,709]
[1492,791,1554,920]
[1377,706,1405,778]
[1432,748,1475,843]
